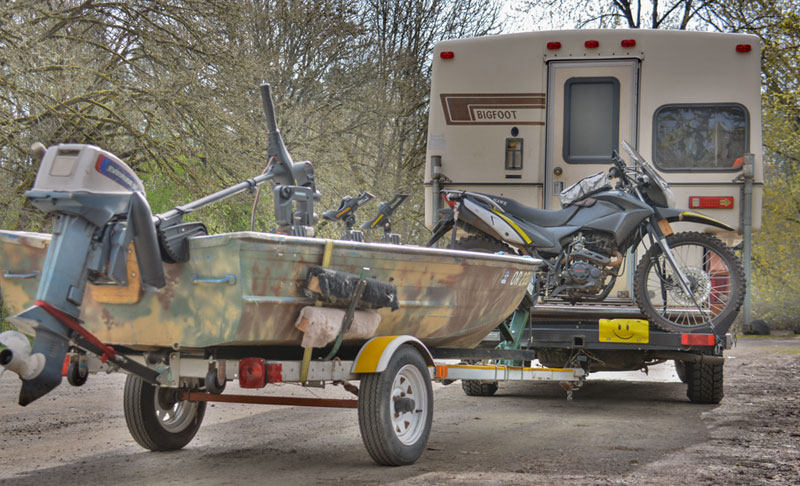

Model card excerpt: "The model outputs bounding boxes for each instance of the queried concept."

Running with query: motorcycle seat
[486,194,579,227]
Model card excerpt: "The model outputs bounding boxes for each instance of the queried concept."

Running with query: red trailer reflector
[736,44,752,53]
[689,196,734,209]
[440,51,454,59]
[239,358,267,388]
[585,40,599,48]
[621,39,636,48]
[267,363,283,383]
[547,41,561,50]
[62,355,70,376]
[681,334,715,346]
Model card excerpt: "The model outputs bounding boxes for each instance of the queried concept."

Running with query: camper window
[563,77,620,164]
[653,103,749,171]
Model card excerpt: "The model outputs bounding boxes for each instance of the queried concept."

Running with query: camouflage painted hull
[0,230,539,350]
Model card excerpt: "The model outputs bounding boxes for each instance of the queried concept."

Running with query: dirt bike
[427,141,745,335]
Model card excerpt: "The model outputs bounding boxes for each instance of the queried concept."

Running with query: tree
[519,0,720,29]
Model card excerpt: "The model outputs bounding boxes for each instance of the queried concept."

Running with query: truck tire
[358,345,433,466]
[461,380,499,397]
[123,375,206,451]
[685,361,724,404]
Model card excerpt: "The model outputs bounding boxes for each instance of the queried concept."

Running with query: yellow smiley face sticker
[599,318,650,344]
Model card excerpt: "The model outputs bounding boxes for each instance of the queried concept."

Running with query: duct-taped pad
[294,306,381,348]
[304,266,399,310]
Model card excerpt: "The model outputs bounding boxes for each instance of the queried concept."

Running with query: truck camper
[424,29,763,402]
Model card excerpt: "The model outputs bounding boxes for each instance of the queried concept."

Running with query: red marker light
[239,358,267,388]
[621,39,636,48]
[547,41,561,50]
[440,51,455,59]
[681,334,716,346]
[735,44,752,53]
[585,40,599,48]
[689,196,734,209]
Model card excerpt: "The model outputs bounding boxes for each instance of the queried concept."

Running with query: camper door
[545,60,640,209]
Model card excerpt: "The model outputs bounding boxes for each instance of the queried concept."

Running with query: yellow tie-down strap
[599,318,649,344]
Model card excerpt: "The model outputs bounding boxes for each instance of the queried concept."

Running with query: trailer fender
[352,336,434,374]
[655,208,735,232]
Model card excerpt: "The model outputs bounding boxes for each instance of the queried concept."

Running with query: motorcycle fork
[646,219,712,321]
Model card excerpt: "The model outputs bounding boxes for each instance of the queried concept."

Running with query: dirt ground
[0,336,797,485]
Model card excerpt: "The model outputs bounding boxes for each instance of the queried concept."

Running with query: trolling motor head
[7,143,165,405]
[260,83,320,236]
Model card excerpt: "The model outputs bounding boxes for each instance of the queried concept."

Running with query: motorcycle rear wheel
[634,232,745,334]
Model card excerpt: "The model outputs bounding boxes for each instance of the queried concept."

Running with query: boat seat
[483,194,579,227]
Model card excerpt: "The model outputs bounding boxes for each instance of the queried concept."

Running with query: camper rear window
[653,104,749,171]
[563,77,620,164]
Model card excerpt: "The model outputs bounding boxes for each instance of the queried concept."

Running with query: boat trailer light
[238,358,267,388]
[681,334,715,346]
[689,196,734,209]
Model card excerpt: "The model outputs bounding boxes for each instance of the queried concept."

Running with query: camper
[424,30,763,402]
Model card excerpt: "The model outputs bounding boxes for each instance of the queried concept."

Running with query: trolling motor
[3,83,319,405]
[321,192,375,242]
[361,194,409,244]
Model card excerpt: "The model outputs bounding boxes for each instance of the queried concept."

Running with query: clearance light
[440,51,455,59]
[689,196,734,209]
[585,40,599,48]
[736,44,752,53]
[239,358,267,388]
[547,41,561,50]
[621,39,636,48]
[681,334,716,346]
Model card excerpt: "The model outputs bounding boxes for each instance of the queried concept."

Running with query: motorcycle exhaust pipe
[0,331,46,381]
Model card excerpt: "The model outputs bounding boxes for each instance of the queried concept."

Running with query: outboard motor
[6,144,164,405]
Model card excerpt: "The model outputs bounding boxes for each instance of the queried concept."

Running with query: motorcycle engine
[565,261,603,286]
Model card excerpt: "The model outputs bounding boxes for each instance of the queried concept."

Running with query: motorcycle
[427,141,745,335]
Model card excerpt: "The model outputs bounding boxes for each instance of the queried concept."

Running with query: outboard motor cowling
[9,144,164,405]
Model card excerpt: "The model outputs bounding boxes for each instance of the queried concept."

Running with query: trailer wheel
[358,344,433,466]
[685,361,724,404]
[123,375,206,451]
[461,380,499,396]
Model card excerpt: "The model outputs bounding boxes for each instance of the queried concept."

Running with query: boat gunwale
[191,231,544,268]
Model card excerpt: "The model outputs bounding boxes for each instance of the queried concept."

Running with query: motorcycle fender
[655,207,735,232]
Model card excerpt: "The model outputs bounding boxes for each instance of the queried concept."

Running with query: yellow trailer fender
[352,336,434,374]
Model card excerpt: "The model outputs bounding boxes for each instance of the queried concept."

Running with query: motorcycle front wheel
[634,232,745,334]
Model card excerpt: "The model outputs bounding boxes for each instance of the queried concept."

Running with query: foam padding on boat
[304,266,399,310]
[295,306,382,348]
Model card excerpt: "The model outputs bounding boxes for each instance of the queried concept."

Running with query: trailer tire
[123,375,206,451]
[358,344,433,466]
[461,380,499,397]
[685,361,724,404]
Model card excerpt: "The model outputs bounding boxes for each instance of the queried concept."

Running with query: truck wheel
[685,361,724,404]
[358,344,433,466]
[461,380,499,396]
[123,375,206,451]
[674,360,688,383]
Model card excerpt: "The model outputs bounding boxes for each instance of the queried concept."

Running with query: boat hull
[0,231,539,350]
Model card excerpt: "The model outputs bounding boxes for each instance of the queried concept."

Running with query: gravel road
[1,336,797,485]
